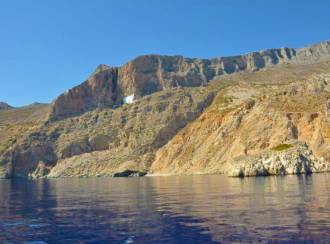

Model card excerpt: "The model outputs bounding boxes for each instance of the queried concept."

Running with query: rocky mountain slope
[49,41,330,120]
[1,40,330,178]
[0,102,12,110]
[0,103,50,161]
[149,71,330,176]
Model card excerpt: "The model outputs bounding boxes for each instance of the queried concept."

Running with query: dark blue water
[0,174,330,243]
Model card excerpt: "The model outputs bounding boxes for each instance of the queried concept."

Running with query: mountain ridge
[0,102,13,110]
[1,39,330,179]
[48,40,330,121]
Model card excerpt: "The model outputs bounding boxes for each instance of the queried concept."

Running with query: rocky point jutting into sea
[1,40,330,178]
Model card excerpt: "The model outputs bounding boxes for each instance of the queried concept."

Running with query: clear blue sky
[1,0,330,106]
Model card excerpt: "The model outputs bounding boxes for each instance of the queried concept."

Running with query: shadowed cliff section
[48,67,119,121]
[0,102,13,110]
[48,41,330,121]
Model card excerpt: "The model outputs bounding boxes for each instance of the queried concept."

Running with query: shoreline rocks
[227,142,330,177]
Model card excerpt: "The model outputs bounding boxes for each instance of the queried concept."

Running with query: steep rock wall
[149,74,330,175]
[49,41,330,121]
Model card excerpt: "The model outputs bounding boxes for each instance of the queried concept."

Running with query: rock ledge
[227,142,330,177]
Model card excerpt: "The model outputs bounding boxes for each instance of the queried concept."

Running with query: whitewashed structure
[123,94,135,104]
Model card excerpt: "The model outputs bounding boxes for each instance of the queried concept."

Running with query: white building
[123,94,135,104]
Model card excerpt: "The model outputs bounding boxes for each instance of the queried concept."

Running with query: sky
[0,0,330,106]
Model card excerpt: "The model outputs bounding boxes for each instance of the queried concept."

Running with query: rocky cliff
[149,72,330,176]
[1,40,330,178]
[0,102,12,110]
[48,41,330,121]
[49,67,119,120]
[1,86,217,178]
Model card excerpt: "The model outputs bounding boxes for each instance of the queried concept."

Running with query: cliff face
[149,73,330,176]
[1,86,217,178]
[48,41,330,121]
[1,40,330,178]
[0,102,12,110]
[49,67,119,120]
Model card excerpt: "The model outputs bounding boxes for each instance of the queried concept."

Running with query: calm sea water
[0,174,330,243]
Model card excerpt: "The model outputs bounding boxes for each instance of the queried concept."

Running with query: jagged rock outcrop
[48,41,330,121]
[49,67,119,120]
[0,102,12,110]
[296,40,330,63]
[227,142,330,177]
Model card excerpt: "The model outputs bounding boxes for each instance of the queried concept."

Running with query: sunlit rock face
[48,41,330,121]
[2,40,330,179]
[226,143,330,177]
[149,73,330,176]
[49,67,119,121]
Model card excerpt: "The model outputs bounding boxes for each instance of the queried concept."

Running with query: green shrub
[271,143,293,151]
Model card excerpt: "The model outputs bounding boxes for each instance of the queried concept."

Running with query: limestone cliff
[48,41,330,121]
[0,102,12,110]
[49,67,119,120]
[1,86,216,178]
[1,40,330,178]
[149,73,330,176]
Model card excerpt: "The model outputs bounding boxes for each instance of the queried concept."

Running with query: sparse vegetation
[271,144,293,151]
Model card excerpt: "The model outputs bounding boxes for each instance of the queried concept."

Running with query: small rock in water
[113,170,147,177]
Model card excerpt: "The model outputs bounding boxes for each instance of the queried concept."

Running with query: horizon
[1,0,330,106]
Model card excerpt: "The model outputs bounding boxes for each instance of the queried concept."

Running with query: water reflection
[0,174,330,242]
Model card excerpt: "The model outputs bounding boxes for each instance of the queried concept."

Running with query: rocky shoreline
[226,142,330,177]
